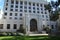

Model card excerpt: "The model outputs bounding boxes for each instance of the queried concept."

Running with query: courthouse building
[0,0,50,34]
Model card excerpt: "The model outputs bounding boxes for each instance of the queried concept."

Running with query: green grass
[0,36,60,40]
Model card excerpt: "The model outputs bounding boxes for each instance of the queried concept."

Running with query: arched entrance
[30,19,37,32]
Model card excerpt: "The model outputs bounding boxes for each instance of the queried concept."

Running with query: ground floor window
[0,24,3,29]
[7,24,10,29]
[13,24,17,29]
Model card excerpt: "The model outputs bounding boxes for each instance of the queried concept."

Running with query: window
[4,12,7,16]
[45,12,47,14]
[37,3,39,6]
[29,2,31,6]
[7,24,10,29]
[24,6,27,9]
[20,18,22,20]
[29,7,31,9]
[41,12,43,14]
[20,13,22,16]
[6,0,8,2]
[33,11,35,13]
[33,7,35,10]
[15,6,18,8]
[20,6,23,8]
[24,10,27,12]
[13,24,17,29]
[46,15,48,18]
[4,17,6,19]
[5,8,8,10]
[37,11,39,13]
[10,9,13,11]
[46,19,49,21]
[10,13,12,16]
[11,0,14,4]
[40,4,42,7]
[15,9,18,11]
[15,17,17,19]
[24,1,27,5]
[9,17,12,19]
[16,0,18,4]
[6,3,8,6]
[37,8,39,10]
[51,25,54,29]
[20,1,23,5]
[20,24,23,27]
[33,3,35,6]
[0,24,3,29]
[29,10,31,13]
[15,13,17,16]
[20,10,23,12]
[11,5,13,8]
[42,15,44,18]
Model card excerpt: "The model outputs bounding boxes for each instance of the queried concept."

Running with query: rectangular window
[20,6,23,8]
[29,2,31,6]
[24,10,27,12]
[0,24,3,29]
[10,9,13,11]
[13,24,17,29]
[20,1,23,5]
[20,10,23,12]
[29,10,31,13]
[6,0,8,2]
[7,24,10,29]
[6,3,8,6]
[5,8,8,10]
[11,0,14,4]
[15,13,17,16]
[20,13,22,16]
[37,3,39,6]
[24,1,27,5]
[4,12,7,16]
[10,13,12,16]
[15,17,17,19]
[33,11,35,13]
[33,3,35,6]
[42,15,44,18]
[11,5,13,8]
[16,0,18,4]
[15,6,18,8]
[15,9,18,11]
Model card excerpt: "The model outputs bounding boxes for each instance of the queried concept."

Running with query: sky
[0,0,57,10]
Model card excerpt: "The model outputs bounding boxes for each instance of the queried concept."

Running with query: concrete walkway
[29,34,48,36]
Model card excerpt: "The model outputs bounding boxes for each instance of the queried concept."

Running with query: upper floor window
[11,5,13,8]
[4,12,7,16]
[6,3,8,6]
[24,1,27,5]
[29,2,31,6]
[15,9,18,11]
[10,9,13,11]
[20,1,23,5]
[11,0,14,4]
[16,0,18,4]
[13,24,17,29]
[42,15,44,18]
[5,8,8,10]
[20,13,22,16]
[10,13,12,16]
[6,0,8,2]
[40,4,42,7]
[15,5,18,8]
[33,3,35,6]
[15,13,17,16]
[20,6,23,8]
[37,3,39,6]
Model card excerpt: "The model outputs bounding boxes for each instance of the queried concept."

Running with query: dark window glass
[20,1,23,5]
[15,9,18,11]
[33,11,35,13]
[11,0,14,4]
[9,17,12,19]
[24,1,27,5]
[20,13,22,16]
[4,12,7,16]
[15,6,18,8]
[6,0,8,2]
[29,7,31,9]
[24,6,27,9]
[20,6,23,8]
[29,10,31,13]
[40,4,42,7]
[5,8,7,10]
[0,24,3,29]
[29,2,31,6]
[33,7,35,10]
[7,24,10,29]
[37,3,39,6]
[37,11,39,13]
[15,17,17,19]
[33,3,35,6]
[24,10,27,12]
[15,13,17,16]
[10,9,13,11]
[13,24,17,29]
[11,5,13,8]
[20,10,23,12]
[10,13,12,16]
[16,1,18,4]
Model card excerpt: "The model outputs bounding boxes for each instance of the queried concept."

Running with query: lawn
[0,36,60,40]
